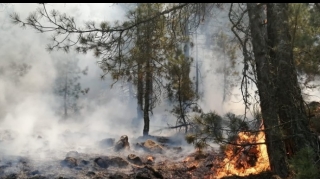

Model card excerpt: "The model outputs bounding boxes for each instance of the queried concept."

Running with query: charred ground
[0,132,277,179]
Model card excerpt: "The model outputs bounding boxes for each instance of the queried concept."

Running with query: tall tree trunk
[178,75,188,133]
[182,15,190,133]
[143,60,151,136]
[143,4,152,136]
[135,5,144,129]
[137,63,144,121]
[247,3,289,177]
[267,3,319,157]
[137,28,144,127]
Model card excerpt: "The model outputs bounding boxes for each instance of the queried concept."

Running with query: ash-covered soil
[0,132,274,179]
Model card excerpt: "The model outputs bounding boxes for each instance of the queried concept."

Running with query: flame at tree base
[213,125,270,178]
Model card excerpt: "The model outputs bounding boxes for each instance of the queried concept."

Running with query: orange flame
[147,156,154,162]
[214,125,270,178]
[184,157,191,162]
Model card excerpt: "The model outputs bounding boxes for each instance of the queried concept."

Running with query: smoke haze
[0,3,249,160]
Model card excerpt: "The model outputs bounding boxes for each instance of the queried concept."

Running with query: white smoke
[0,3,137,159]
[0,3,255,160]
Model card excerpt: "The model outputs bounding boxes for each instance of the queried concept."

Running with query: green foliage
[310,116,320,135]
[289,3,320,89]
[185,133,196,144]
[225,112,248,141]
[306,101,320,134]
[185,111,224,150]
[200,112,224,140]
[289,146,319,179]
[186,111,255,153]
[166,48,199,132]
[9,3,217,135]
[122,3,176,135]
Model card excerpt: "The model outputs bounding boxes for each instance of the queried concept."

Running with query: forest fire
[214,125,270,178]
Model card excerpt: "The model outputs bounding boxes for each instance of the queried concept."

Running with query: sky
[0,3,249,158]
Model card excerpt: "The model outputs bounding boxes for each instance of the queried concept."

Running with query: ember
[147,156,154,162]
[184,157,191,162]
[214,125,270,178]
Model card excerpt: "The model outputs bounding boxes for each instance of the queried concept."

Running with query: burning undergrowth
[0,128,273,179]
[214,125,270,178]
[0,108,275,179]
[0,110,274,179]
[183,111,272,179]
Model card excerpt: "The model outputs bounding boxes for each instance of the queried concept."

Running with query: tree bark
[136,5,144,129]
[137,63,144,121]
[267,3,319,157]
[143,61,151,136]
[143,4,152,136]
[247,3,289,177]
[181,16,190,133]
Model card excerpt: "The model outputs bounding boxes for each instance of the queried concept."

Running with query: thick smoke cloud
[0,3,137,158]
[0,3,248,159]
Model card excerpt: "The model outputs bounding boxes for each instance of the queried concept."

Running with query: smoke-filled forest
[1,3,320,179]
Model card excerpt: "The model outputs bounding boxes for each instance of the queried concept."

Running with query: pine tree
[54,57,89,119]
[166,48,199,133]
[288,3,320,89]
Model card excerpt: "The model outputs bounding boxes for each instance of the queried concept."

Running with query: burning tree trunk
[246,3,320,177]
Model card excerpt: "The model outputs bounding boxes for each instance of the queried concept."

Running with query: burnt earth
[220,171,275,179]
[0,135,273,179]
[127,154,143,166]
[114,135,130,152]
[94,156,129,168]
